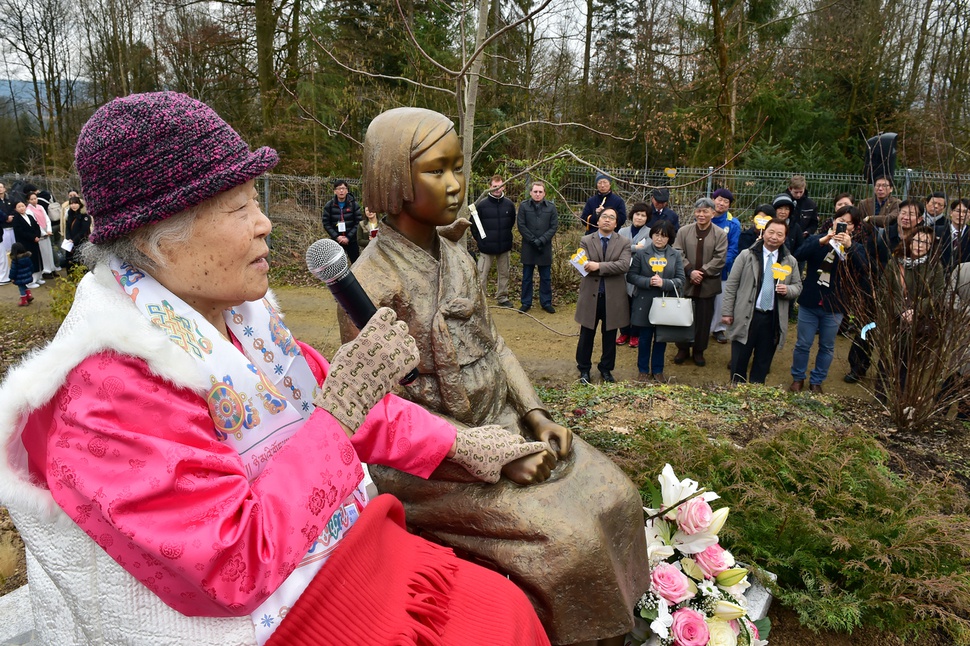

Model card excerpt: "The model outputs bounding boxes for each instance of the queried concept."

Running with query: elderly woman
[340,107,648,646]
[0,93,551,646]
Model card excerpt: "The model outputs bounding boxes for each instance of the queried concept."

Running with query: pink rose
[695,543,733,578]
[671,607,710,646]
[678,497,713,535]
[651,563,694,605]
[746,619,760,639]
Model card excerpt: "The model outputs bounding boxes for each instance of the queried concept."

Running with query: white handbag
[648,286,694,327]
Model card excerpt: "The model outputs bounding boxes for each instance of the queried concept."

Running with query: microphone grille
[306,238,350,283]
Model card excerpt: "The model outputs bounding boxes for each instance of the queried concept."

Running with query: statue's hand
[525,411,573,458]
[501,449,557,485]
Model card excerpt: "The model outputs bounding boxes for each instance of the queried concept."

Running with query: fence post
[904,169,912,200]
[707,167,713,197]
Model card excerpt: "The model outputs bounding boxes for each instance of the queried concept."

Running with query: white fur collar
[0,264,210,522]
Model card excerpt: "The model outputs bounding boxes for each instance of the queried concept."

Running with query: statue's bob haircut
[363,107,456,215]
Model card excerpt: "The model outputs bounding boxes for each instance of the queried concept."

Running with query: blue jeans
[521,264,552,308]
[790,306,843,385]
[637,326,666,374]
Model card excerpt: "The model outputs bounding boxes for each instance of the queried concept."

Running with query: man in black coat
[937,198,970,270]
[646,188,679,232]
[472,175,517,307]
[321,179,363,263]
[580,173,626,233]
[516,181,559,313]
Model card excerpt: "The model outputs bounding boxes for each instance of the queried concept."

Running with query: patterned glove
[314,307,419,431]
[450,425,551,483]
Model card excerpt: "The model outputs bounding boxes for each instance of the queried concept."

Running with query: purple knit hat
[76,92,279,244]
[712,187,735,203]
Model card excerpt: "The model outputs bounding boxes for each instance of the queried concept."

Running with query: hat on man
[653,188,670,203]
[595,173,611,184]
[711,187,734,203]
[76,91,279,244]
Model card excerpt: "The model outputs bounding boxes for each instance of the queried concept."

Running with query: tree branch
[309,32,453,95]
[277,78,362,147]
[473,120,636,162]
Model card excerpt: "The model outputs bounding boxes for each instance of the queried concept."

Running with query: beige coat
[860,195,901,227]
[673,223,728,298]
[575,232,632,331]
[722,242,803,347]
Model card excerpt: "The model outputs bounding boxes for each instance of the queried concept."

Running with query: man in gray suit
[517,181,559,313]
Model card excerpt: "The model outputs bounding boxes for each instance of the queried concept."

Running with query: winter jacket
[619,224,653,296]
[472,194,516,255]
[516,199,558,266]
[795,233,865,313]
[626,243,686,328]
[861,196,902,227]
[711,211,741,278]
[646,206,680,232]
[673,223,728,299]
[321,193,362,241]
[9,253,33,286]
[580,192,627,233]
[786,189,819,236]
[722,241,803,348]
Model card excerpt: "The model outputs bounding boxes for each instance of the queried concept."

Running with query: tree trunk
[255,0,277,127]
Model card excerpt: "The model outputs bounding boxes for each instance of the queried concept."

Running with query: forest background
[1,0,968,186]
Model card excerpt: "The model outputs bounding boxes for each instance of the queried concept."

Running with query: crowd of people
[0,182,91,305]
[467,172,969,400]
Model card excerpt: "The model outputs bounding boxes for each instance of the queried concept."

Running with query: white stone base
[0,585,37,645]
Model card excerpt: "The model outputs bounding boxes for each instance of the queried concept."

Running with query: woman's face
[632,210,648,227]
[835,212,856,234]
[28,194,37,205]
[15,202,26,214]
[402,130,466,228]
[365,207,376,220]
[70,202,80,211]
[835,196,853,211]
[910,232,933,258]
[651,231,669,249]
[148,180,271,326]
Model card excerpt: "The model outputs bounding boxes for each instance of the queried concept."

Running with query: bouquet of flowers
[628,464,770,646]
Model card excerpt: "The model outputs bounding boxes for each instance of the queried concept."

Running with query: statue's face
[403,130,466,227]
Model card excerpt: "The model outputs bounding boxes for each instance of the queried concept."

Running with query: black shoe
[579,371,592,385]
[497,300,513,308]
[673,349,690,364]
[519,304,531,313]
[713,330,727,344]
[843,372,861,384]
[542,304,556,314]
[599,370,615,383]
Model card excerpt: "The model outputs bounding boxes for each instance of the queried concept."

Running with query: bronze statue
[339,107,649,646]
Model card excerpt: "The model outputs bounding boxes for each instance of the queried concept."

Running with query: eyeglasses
[874,182,891,189]
[599,214,617,221]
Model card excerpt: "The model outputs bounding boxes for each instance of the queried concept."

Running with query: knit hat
[76,92,279,244]
[711,187,734,203]
[772,194,795,210]
[595,173,611,185]
[753,204,776,218]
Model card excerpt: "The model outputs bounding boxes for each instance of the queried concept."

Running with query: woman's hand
[836,232,852,248]
[523,409,572,458]
[901,308,914,324]
[650,274,663,287]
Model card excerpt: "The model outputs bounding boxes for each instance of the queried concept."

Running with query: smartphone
[836,222,847,234]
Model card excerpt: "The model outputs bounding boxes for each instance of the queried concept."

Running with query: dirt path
[274,284,868,397]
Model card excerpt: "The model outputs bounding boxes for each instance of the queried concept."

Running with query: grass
[542,382,970,644]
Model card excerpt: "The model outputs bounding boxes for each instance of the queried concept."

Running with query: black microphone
[306,238,418,385]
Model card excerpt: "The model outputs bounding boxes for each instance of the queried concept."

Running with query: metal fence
[5,166,969,234]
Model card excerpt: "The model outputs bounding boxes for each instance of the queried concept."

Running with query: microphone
[306,238,418,385]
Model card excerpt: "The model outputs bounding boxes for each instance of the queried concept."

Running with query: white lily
[658,464,720,520]
[713,599,746,620]
[645,519,676,564]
